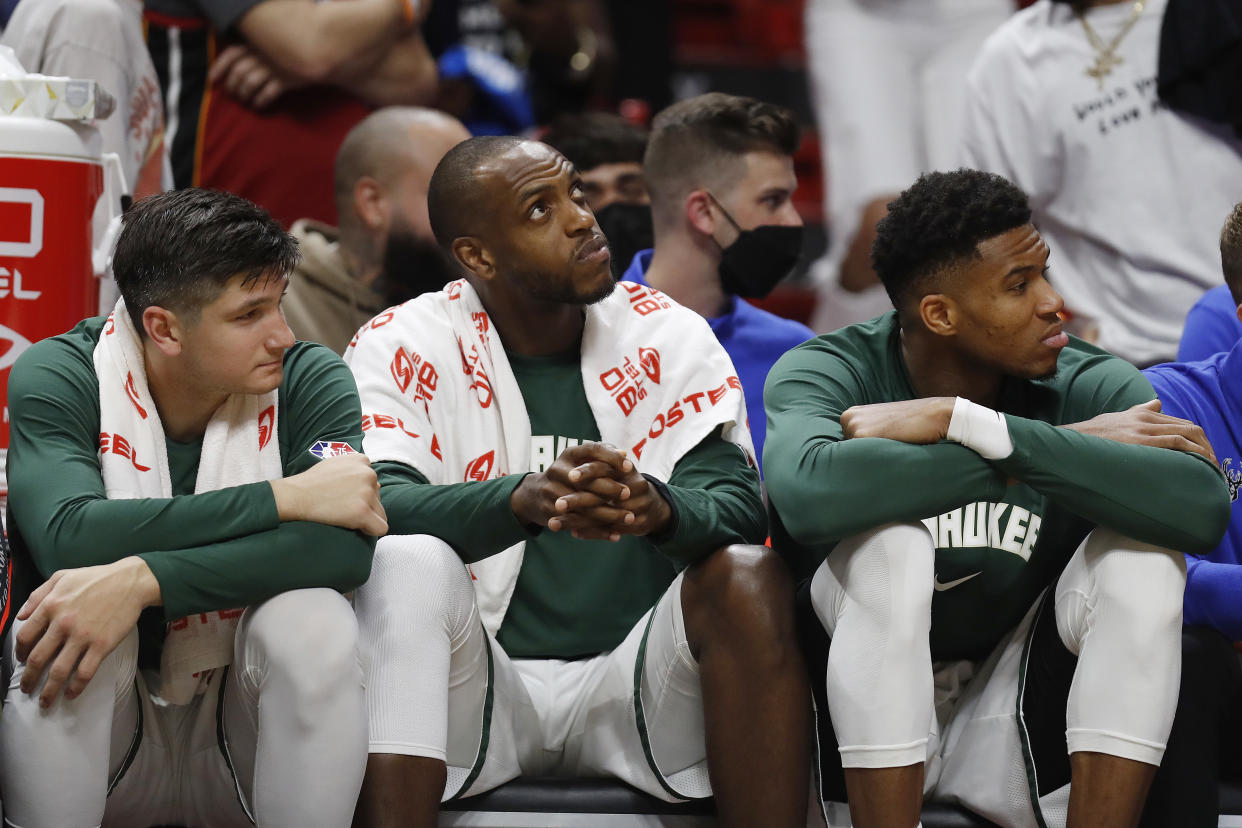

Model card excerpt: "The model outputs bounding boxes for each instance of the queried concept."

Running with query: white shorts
[359,536,711,804]
[456,574,708,801]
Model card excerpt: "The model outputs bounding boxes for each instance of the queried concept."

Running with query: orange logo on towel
[125,372,148,419]
[464,450,495,482]
[99,432,151,472]
[258,405,275,449]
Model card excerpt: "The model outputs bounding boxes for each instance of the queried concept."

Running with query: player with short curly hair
[765,168,1230,827]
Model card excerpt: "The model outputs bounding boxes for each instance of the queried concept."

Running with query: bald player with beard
[346,136,811,827]
[283,107,471,354]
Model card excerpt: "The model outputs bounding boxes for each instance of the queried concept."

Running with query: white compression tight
[810,523,1186,771]
[1,588,367,828]
[810,522,936,769]
[356,534,487,767]
[1054,527,1185,764]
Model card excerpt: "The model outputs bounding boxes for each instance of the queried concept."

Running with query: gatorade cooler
[0,69,122,496]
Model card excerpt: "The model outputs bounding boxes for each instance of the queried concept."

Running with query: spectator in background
[283,107,470,354]
[1,0,171,197]
[144,0,437,227]
[1143,198,1242,823]
[804,0,1013,335]
[1181,284,1242,362]
[960,0,1242,366]
[543,111,651,280]
[625,93,812,468]
[1179,203,1242,361]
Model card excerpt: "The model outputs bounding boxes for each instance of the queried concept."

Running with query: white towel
[93,300,282,704]
[346,279,755,635]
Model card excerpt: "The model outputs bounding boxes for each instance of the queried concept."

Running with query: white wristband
[946,396,1014,460]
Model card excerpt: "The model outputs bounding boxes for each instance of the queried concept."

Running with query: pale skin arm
[225,0,416,87]
[210,33,437,110]
[17,454,387,707]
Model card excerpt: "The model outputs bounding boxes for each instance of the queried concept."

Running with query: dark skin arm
[841,397,1216,464]
[509,441,672,541]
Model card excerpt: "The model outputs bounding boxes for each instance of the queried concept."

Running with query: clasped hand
[510,442,672,541]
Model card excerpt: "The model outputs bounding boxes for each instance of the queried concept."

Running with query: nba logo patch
[309,440,357,459]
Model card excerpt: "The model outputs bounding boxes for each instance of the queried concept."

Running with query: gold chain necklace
[1077,0,1147,89]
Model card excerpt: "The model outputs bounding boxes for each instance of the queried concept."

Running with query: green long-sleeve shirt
[7,317,375,667]
[376,347,765,659]
[764,313,1230,661]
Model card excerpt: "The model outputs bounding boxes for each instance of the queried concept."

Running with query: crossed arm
[211,0,437,109]
[763,351,1231,554]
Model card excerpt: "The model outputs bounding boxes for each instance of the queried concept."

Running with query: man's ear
[142,306,184,356]
[919,293,956,337]
[684,190,717,238]
[452,237,494,281]
[353,176,387,232]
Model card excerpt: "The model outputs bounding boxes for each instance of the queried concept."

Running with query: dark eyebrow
[518,182,555,204]
[232,295,273,314]
[1002,247,1052,280]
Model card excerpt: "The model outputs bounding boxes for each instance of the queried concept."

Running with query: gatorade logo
[0,325,32,372]
[464,450,495,482]
[638,347,661,384]
[0,188,43,258]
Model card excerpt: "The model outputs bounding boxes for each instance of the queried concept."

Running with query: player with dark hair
[764,169,1230,828]
[625,92,812,467]
[0,188,387,827]
[349,135,810,828]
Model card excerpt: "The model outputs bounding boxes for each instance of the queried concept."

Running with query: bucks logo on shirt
[921,483,1053,660]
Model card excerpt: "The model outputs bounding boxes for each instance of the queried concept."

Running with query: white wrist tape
[946,396,1014,460]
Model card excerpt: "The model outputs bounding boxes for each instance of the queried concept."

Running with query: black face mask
[709,194,803,299]
[376,229,460,306]
[594,201,654,281]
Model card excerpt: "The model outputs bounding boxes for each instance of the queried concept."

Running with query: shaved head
[427,135,532,251]
[334,106,470,234]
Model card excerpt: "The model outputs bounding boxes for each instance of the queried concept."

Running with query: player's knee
[1087,529,1186,638]
[684,544,796,644]
[368,534,475,634]
[825,522,934,647]
[246,588,361,684]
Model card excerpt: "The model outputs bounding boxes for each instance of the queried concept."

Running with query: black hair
[427,135,526,250]
[872,169,1032,311]
[112,188,299,334]
[541,112,648,172]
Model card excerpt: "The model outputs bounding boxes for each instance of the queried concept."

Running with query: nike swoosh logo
[933,572,982,592]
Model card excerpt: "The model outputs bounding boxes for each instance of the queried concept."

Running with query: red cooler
[0,117,120,493]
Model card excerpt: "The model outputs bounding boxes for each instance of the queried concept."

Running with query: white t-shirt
[960,0,1242,365]
[1,0,172,196]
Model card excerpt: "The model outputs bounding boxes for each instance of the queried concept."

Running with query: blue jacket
[1178,285,1242,362]
[622,250,813,469]
[1146,344,1242,638]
